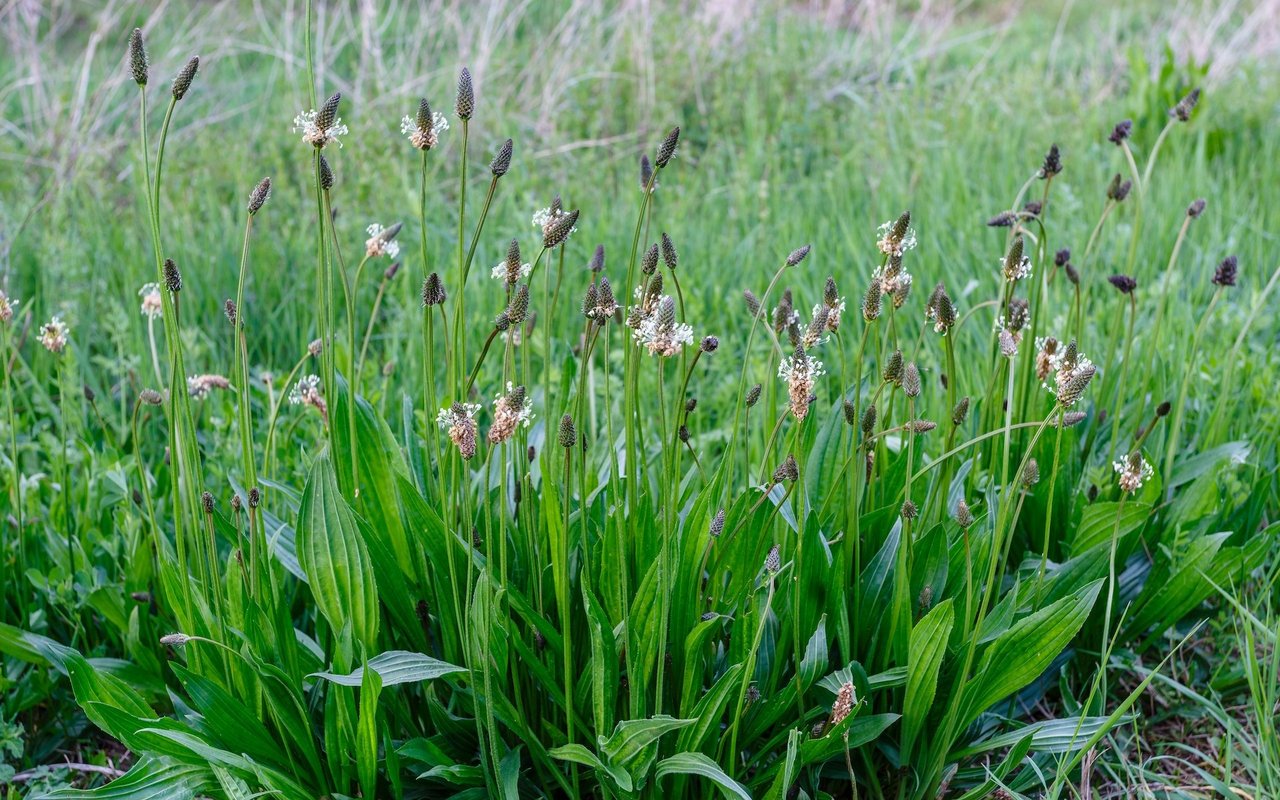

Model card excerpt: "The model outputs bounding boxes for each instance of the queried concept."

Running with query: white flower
[1001,255,1033,282]
[0,290,18,324]
[400,111,449,150]
[532,206,577,239]
[293,108,348,148]
[633,296,693,357]
[437,402,481,459]
[365,223,401,260]
[187,374,231,400]
[778,351,826,421]
[1113,454,1153,494]
[488,383,534,444]
[491,260,531,283]
[824,298,846,332]
[876,220,917,256]
[772,305,800,329]
[38,316,69,354]
[289,374,327,420]
[138,283,163,319]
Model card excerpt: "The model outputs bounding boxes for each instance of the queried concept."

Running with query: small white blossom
[488,383,534,444]
[778,351,826,421]
[0,290,19,324]
[633,297,693,357]
[491,260,531,283]
[139,283,163,319]
[1001,255,1033,282]
[38,316,69,354]
[437,402,481,459]
[1113,454,1153,494]
[187,373,231,400]
[876,220,917,256]
[365,223,401,260]
[532,206,577,239]
[289,374,327,420]
[400,111,449,150]
[293,108,348,148]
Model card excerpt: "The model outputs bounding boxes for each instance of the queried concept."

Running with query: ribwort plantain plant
[3,10,1279,800]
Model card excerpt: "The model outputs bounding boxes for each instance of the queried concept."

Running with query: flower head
[293,93,348,148]
[488,383,533,445]
[289,374,327,421]
[533,202,577,242]
[492,259,531,284]
[1045,340,1096,407]
[1113,452,1153,494]
[139,282,163,319]
[401,99,449,150]
[437,402,481,459]
[365,223,402,259]
[634,296,694,357]
[0,290,20,325]
[778,345,825,421]
[187,373,231,400]
[39,316,69,354]
[876,213,916,256]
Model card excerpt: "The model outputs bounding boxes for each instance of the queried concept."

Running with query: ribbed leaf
[312,650,465,686]
[296,455,380,651]
[655,752,752,800]
[901,599,954,763]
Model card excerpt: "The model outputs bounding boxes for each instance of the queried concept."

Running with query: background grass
[2,0,1279,796]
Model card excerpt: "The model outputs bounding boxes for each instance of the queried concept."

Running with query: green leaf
[959,580,1102,729]
[311,650,466,686]
[655,752,752,800]
[600,715,696,768]
[1071,501,1149,555]
[901,599,954,763]
[952,715,1132,758]
[357,660,383,800]
[34,757,211,800]
[296,455,380,652]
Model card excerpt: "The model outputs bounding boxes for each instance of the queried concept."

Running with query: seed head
[905,419,936,433]
[558,414,577,449]
[1022,458,1040,487]
[862,278,882,321]
[308,338,323,356]
[1061,410,1087,427]
[201,491,215,514]
[987,211,1017,227]
[163,258,182,293]
[247,487,261,508]
[952,396,970,426]
[1040,143,1062,178]
[640,154,654,189]
[955,500,973,528]
[171,56,199,100]
[745,383,762,408]
[507,284,531,325]
[883,350,903,385]
[224,299,237,324]
[831,682,856,725]
[1055,248,1071,268]
[1212,255,1238,287]
[841,398,857,426]
[456,67,474,120]
[589,244,605,273]
[764,544,782,574]
[319,154,335,190]
[773,454,799,484]
[582,283,599,319]
[1065,263,1080,285]
[140,389,164,406]
[902,362,921,398]
[247,177,272,215]
[1108,274,1137,294]
[317,92,342,133]
[1156,400,1171,417]
[490,138,514,176]
[422,273,446,306]
[700,335,719,353]
[685,397,697,414]
[657,232,679,272]
[128,28,148,86]
[1187,199,1207,218]
[1108,119,1132,145]
[744,289,762,318]
[901,499,918,521]
[786,244,811,267]
[384,261,402,281]
[159,633,190,647]
[861,403,876,437]
[927,282,955,333]
[543,209,580,249]
[1057,362,1096,408]
[678,424,690,443]
[709,509,725,537]
[655,126,681,168]
[1170,88,1200,122]
[642,243,660,275]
